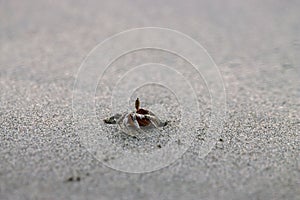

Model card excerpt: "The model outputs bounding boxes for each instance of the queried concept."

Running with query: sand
[0,0,299,199]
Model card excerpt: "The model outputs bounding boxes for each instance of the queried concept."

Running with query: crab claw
[103,113,122,124]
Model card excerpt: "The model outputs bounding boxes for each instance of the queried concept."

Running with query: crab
[104,98,168,135]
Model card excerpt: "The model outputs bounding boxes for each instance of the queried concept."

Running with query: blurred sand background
[0,0,299,199]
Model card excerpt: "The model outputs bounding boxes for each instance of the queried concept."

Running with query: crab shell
[118,109,162,129]
[135,108,151,126]
[124,110,154,127]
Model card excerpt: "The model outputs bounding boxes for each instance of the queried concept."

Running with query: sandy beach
[0,0,299,199]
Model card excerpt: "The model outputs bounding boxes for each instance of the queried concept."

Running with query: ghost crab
[104,98,168,135]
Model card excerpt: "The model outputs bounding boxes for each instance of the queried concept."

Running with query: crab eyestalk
[135,98,140,111]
